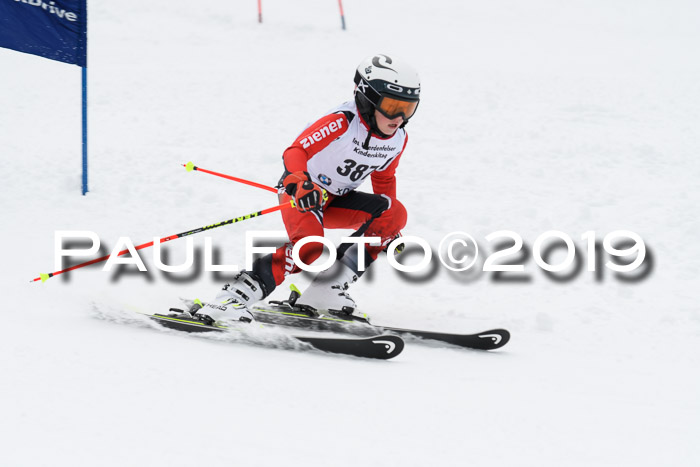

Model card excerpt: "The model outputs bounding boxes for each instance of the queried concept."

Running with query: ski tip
[477,329,510,349]
[185,161,195,172]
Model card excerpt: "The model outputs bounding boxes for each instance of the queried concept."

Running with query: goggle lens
[377,96,418,120]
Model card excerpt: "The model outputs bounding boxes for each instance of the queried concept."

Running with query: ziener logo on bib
[300,117,345,149]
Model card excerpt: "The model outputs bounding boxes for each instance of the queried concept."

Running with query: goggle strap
[353,71,382,106]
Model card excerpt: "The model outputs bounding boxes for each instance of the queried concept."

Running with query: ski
[147,312,404,360]
[249,303,510,351]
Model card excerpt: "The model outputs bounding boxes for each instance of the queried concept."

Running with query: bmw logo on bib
[318,174,332,186]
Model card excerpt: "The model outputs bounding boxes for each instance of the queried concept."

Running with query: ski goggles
[376,96,419,121]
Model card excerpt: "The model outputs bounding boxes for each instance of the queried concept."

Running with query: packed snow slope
[2,0,699,465]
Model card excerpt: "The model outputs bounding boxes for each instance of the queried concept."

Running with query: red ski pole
[31,202,292,283]
[184,162,278,194]
[184,162,329,204]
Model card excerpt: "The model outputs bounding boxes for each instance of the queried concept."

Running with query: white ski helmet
[354,54,421,129]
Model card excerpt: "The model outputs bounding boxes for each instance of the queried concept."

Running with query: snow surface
[2,0,700,465]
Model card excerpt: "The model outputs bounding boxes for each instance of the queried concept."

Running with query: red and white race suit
[253,100,410,291]
[283,101,408,198]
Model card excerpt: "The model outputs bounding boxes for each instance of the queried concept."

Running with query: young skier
[199,54,420,322]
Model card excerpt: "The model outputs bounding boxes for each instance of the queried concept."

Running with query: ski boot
[192,271,266,324]
[295,261,365,320]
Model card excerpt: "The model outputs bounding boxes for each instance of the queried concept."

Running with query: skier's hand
[283,171,328,213]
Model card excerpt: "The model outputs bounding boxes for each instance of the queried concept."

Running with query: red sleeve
[283,113,350,173]
[371,134,408,199]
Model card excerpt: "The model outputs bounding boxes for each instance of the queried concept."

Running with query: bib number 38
[336,159,378,182]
